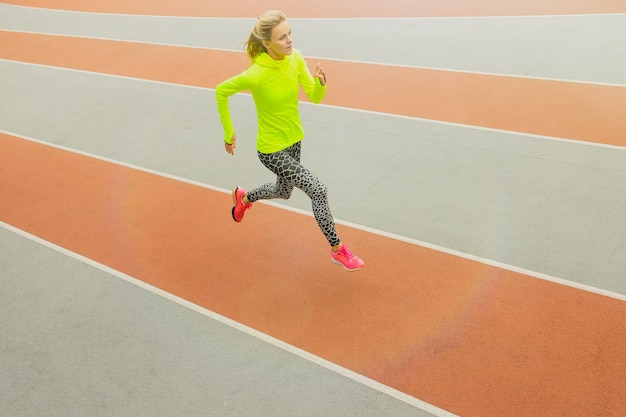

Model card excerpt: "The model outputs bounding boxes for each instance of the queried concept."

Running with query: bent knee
[279,190,293,199]
[309,181,328,199]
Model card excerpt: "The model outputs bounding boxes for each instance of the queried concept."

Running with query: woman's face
[263,20,293,60]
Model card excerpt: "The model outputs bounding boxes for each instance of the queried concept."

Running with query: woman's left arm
[297,51,326,104]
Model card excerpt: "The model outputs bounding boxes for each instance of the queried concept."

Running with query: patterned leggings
[246,141,340,247]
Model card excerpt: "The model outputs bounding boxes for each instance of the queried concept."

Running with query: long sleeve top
[216,49,326,154]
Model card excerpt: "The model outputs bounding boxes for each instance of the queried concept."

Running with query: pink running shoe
[231,187,252,222]
[331,244,364,271]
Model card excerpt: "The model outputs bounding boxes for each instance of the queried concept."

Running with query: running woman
[215,10,364,271]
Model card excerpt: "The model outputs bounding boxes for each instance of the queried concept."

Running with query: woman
[216,10,364,271]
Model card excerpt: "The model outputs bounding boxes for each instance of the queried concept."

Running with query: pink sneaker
[331,244,364,271]
[231,187,252,222]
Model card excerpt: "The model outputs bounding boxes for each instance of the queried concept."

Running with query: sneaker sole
[331,258,364,271]
[231,187,240,222]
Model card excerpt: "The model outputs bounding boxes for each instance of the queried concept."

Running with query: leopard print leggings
[246,141,340,247]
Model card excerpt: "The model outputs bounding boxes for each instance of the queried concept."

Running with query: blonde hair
[246,10,287,61]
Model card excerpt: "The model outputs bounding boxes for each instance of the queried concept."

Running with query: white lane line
[2,128,625,302]
[1,59,625,152]
[3,3,625,19]
[1,29,625,89]
[0,220,459,417]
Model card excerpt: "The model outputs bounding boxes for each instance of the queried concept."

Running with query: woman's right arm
[215,69,256,149]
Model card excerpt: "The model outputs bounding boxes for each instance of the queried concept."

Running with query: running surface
[1,31,626,148]
[1,134,625,417]
[3,0,626,17]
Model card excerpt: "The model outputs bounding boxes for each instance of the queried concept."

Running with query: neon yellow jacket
[216,49,326,154]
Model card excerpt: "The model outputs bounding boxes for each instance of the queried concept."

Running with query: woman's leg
[247,142,340,247]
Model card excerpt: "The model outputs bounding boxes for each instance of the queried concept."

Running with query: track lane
[3,0,626,17]
[2,133,625,417]
[1,30,625,148]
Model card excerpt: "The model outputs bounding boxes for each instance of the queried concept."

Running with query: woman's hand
[315,63,326,86]
[225,133,237,155]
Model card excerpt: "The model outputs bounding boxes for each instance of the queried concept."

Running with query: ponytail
[245,30,265,61]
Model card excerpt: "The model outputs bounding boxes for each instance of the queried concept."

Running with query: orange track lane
[2,133,625,416]
[2,31,626,148]
[3,0,626,17]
